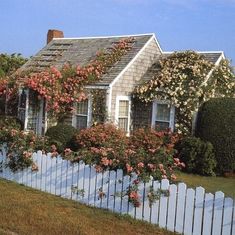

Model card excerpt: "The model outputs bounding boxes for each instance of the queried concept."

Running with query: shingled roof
[140,51,224,83]
[19,34,154,87]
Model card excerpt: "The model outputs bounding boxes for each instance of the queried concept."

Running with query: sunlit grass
[0,179,175,235]
[176,171,235,198]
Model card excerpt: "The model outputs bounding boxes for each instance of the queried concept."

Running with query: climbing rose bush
[0,38,134,120]
[133,51,235,135]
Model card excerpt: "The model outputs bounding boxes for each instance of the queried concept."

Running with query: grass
[0,179,174,235]
[176,171,235,198]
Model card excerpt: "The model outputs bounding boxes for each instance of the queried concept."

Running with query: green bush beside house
[195,98,235,175]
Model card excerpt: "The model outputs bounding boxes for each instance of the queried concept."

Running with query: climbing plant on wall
[0,38,135,121]
[133,51,235,135]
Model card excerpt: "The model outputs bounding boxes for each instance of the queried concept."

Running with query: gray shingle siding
[110,37,162,128]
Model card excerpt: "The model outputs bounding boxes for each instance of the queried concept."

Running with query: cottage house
[17,29,224,135]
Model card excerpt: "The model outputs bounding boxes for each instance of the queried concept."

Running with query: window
[116,96,131,134]
[152,101,175,130]
[75,99,90,130]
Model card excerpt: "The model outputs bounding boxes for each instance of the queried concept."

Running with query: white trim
[151,100,175,131]
[53,33,155,41]
[201,53,224,86]
[163,51,224,54]
[24,89,29,131]
[106,87,112,121]
[87,98,92,127]
[152,33,163,53]
[44,108,48,134]
[37,99,44,135]
[110,35,155,88]
[115,96,131,135]
[85,85,108,89]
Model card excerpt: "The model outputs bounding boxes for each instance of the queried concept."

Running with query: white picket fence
[0,149,234,235]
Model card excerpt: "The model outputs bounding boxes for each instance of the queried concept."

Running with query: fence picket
[71,163,79,200]
[167,184,177,232]
[135,181,145,220]
[77,162,85,202]
[143,180,152,222]
[36,151,42,190]
[31,153,38,188]
[212,191,225,235]
[88,166,96,205]
[94,171,103,208]
[45,155,52,193]
[49,156,59,195]
[150,180,161,224]
[232,203,235,235]
[184,188,195,235]
[128,173,138,218]
[55,156,63,196]
[202,193,214,235]
[175,183,187,233]
[83,165,91,204]
[65,161,73,199]
[193,187,205,235]
[222,197,233,235]
[159,179,170,228]
[114,169,123,213]
[100,170,109,209]
[121,175,130,214]
[41,155,47,191]
[107,170,116,211]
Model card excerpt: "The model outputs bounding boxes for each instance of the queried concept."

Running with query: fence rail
[0,149,234,235]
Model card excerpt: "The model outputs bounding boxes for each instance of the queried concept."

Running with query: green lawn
[0,179,174,235]
[176,171,235,198]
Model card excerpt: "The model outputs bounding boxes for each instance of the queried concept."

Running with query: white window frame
[151,100,175,131]
[72,97,92,129]
[115,95,131,135]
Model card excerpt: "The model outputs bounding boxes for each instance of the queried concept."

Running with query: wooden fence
[0,150,234,235]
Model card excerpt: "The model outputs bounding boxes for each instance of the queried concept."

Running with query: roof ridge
[52,33,154,40]
[163,51,224,54]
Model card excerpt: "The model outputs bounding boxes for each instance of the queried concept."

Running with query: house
[17,29,225,135]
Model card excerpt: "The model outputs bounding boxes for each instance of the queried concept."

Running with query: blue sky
[0,0,235,65]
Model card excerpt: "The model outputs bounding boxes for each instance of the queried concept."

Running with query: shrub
[0,127,49,172]
[129,128,181,181]
[67,126,183,182]
[196,98,235,174]
[74,123,128,149]
[0,115,23,130]
[45,124,77,152]
[176,137,216,176]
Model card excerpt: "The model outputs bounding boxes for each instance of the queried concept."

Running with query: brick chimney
[47,29,64,44]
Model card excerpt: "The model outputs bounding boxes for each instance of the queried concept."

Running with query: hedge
[195,98,235,174]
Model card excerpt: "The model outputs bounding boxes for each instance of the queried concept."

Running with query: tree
[0,53,28,115]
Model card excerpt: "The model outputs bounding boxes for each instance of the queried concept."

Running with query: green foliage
[45,124,78,152]
[91,90,107,125]
[134,51,235,135]
[0,53,27,77]
[0,115,23,130]
[176,137,216,176]
[196,98,235,174]
[0,53,27,115]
